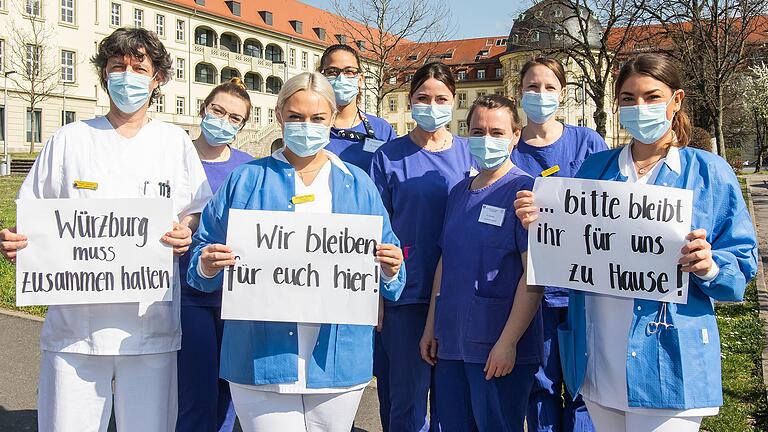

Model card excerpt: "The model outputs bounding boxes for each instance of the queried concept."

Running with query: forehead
[210,92,249,116]
[620,74,672,93]
[283,89,333,112]
[107,49,150,66]
[523,64,559,83]
[413,77,452,95]
[470,106,514,128]
[325,50,358,67]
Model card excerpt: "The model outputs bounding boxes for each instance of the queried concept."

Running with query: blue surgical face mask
[619,95,676,145]
[107,71,154,114]
[521,92,560,124]
[469,135,511,170]
[330,75,360,106]
[411,104,453,132]
[200,113,240,146]
[283,122,331,157]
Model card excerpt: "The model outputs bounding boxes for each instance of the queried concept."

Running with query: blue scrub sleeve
[187,182,231,293]
[364,178,406,302]
[370,150,394,215]
[694,161,758,302]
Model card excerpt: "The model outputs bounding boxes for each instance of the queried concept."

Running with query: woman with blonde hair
[186,71,406,431]
[177,77,254,432]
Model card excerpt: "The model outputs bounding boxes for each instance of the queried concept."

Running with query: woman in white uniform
[0,28,211,431]
[186,71,406,432]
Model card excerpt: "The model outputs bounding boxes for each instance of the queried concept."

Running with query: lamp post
[2,70,16,176]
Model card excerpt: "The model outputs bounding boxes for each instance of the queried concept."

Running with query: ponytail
[672,109,691,147]
[200,77,253,122]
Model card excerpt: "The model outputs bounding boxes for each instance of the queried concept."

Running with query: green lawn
[0,176,767,429]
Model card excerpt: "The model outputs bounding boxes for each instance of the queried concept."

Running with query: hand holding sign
[0,227,28,264]
[376,243,403,277]
[200,244,236,277]
[162,222,193,256]
[514,190,539,230]
[679,229,715,276]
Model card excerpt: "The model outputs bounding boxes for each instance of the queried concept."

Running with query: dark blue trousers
[527,306,594,432]
[435,360,537,432]
[374,303,437,432]
[177,305,236,432]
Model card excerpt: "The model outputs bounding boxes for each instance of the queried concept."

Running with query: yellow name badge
[541,165,560,177]
[73,180,98,190]
[291,194,315,204]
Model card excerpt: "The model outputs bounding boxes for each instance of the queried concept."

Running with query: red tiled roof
[165,0,384,48]
[391,36,509,67]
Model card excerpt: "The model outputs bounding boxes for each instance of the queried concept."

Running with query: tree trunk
[28,105,35,153]
[591,87,607,138]
[714,109,726,157]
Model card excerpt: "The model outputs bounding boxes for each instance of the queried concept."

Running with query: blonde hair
[276,72,338,115]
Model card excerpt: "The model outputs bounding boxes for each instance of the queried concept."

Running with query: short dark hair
[409,62,456,98]
[466,94,521,132]
[91,27,172,105]
[319,44,361,72]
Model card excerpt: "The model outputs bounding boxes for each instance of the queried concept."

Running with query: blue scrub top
[511,124,607,307]
[327,113,396,171]
[180,147,254,307]
[371,134,475,306]
[435,167,543,365]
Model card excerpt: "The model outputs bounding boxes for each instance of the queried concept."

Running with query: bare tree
[330,0,454,116]
[512,0,648,137]
[7,0,62,152]
[643,0,768,156]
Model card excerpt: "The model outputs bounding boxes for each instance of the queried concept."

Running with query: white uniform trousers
[585,399,703,432]
[37,350,177,432]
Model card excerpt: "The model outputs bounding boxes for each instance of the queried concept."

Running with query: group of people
[0,26,758,432]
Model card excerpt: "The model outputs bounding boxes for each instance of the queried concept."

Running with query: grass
[0,176,766,428]
[0,174,46,316]
[9,152,39,161]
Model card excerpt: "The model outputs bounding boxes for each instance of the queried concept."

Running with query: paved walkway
[744,175,768,399]
[0,310,383,431]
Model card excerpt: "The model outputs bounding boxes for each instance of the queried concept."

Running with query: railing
[193,44,285,73]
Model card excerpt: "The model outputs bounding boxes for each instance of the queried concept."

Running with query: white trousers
[229,382,365,432]
[585,399,703,432]
[37,350,177,432]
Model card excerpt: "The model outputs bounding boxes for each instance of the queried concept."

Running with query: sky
[299,0,535,40]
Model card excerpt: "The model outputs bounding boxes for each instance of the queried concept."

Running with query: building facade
[0,0,379,156]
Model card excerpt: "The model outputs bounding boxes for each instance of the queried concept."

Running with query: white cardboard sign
[526,177,693,304]
[16,198,174,306]
[222,210,383,325]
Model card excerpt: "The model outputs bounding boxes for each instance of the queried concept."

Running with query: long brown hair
[614,54,691,147]
[409,62,456,98]
[199,77,252,125]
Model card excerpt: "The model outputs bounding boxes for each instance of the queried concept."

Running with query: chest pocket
[569,159,586,176]
[140,179,175,199]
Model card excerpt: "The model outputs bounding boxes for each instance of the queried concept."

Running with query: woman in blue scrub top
[187,72,405,432]
[421,94,544,432]
[320,44,396,171]
[515,54,757,432]
[176,78,254,432]
[511,57,606,432]
[370,61,474,432]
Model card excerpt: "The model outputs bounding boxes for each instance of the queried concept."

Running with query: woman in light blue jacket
[187,71,405,432]
[515,54,757,431]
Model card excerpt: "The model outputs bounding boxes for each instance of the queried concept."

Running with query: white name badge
[363,138,385,153]
[479,204,506,227]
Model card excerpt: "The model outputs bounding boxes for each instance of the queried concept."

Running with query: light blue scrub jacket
[559,146,758,409]
[187,155,405,388]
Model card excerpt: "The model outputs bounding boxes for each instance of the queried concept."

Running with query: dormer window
[313,27,326,40]
[291,20,303,34]
[225,0,240,16]
[259,10,273,25]
[335,34,347,44]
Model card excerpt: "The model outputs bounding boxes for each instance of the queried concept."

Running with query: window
[175,57,185,80]
[61,110,75,125]
[60,50,75,82]
[494,88,503,95]
[244,39,262,58]
[265,44,282,63]
[268,108,275,124]
[390,123,398,135]
[0,40,5,73]
[496,68,502,78]
[25,44,40,76]
[457,71,466,81]
[388,76,396,85]
[61,0,74,24]
[477,69,486,79]
[111,3,121,26]
[530,31,540,42]
[0,107,5,141]
[388,97,397,113]
[457,92,467,108]
[26,108,41,143]
[195,63,216,84]
[252,107,261,125]
[289,48,296,67]
[155,95,165,113]
[476,91,486,98]
[577,117,585,127]
[554,8,564,17]
[26,0,40,16]
[156,15,165,37]
[313,54,319,70]
[245,72,262,92]
[265,76,282,94]
[134,9,143,28]
[301,51,308,70]
[406,122,415,132]
[195,98,205,116]
[176,19,185,41]
[176,97,185,115]
[458,121,467,136]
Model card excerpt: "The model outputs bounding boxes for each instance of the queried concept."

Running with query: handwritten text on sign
[526,178,693,304]
[16,199,174,306]
[222,210,383,325]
